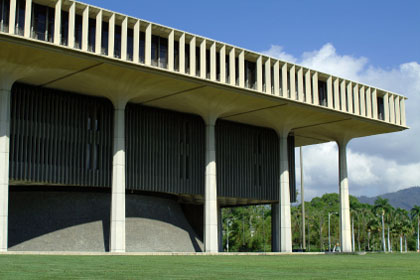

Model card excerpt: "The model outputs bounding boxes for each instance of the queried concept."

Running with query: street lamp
[328,212,338,252]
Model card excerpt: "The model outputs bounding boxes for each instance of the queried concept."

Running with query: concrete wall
[8,188,203,252]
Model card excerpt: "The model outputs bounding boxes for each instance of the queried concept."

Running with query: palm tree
[373,198,393,252]
[410,205,420,252]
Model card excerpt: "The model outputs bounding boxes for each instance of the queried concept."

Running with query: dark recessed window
[114,24,121,58]
[195,46,200,76]
[88,17,96,52]
[151,35,168,68]
[245,60,256,90]
[126,28,133,61]
[377,96,385,120]
[0,0,10,32]
[225,54,229,82]
[174,40,179,71]
[139,31,145,63]
[31,3,54,42]
[15,0,25,35]
[235,57,239,85]
[61,10,68,46]
[101,21,108,55]
[184,42,190,73]
[74,14,82,49]
[318,80,327,106]
[206,49,210,79]
[262,63,266,92]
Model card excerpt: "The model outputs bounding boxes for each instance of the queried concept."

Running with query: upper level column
[110,100,127,253]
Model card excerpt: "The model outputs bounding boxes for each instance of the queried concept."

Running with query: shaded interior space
[8,186,203,252]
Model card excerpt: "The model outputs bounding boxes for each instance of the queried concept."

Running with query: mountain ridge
[358,186,420,210]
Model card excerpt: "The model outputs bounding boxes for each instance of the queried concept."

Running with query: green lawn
[0,253,419,279]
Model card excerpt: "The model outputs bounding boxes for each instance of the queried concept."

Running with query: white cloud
[266,43,420,200]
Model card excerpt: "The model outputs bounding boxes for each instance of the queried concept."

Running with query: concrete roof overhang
[0,34,407,147]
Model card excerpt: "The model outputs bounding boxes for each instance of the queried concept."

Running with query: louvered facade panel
[9,83,114,187]
[216,120,296,202]
[125,104,205,195]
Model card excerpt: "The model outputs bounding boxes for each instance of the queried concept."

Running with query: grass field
[0,253,419,279]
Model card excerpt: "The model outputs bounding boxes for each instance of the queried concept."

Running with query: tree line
[221,193,420,252]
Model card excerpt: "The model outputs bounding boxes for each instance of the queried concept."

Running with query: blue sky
[82,0,420,199]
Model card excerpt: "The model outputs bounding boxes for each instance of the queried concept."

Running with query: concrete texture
[8,190,203,252]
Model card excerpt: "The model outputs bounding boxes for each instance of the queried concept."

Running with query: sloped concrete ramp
[8,190,203,252]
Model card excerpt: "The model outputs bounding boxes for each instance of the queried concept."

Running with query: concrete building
[0,0,407,253]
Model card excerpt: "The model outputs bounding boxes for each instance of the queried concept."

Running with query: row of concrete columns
[0,83,352,252]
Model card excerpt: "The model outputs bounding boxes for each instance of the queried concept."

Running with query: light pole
[328,212,338,252]
[226,218,233,252]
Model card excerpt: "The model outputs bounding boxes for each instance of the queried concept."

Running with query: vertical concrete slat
[289,65,296,100]
[347,82,353,113]
[395,96,401,125]
[210,42,216,81]
[298,67,304,102]
[24,0,32,38]
[365,88,372,118]
[220,45,226,84]
[95,10,102,55]
[238,50,245,88]
[281,63,288,98]
[312,72,319,105]
[144,23,151,65]
[265,58,271,95]
[9,0,16,34]
[383,92,389,122]
[334,78,340,110]
[389,94,395,124]
[360,86,366,116]
[189,37,196,76]
[372,89,378,119]
[353,84,360,115]
[121,17,128,61]
[168,30,174,71]
[68,2,75,48]
[133,20,140,63]
[400,98,406,126]
[229,48,235,85]
[327,76,333,108]
[54,0,62,45]
[340,80,347,112]
[200,39,206,79]
[81,6,89,52]
[108,13,115,58]
[256,56,263,92]
[273,61,280,96]
[305,70,312,104]
[179,33,185,74]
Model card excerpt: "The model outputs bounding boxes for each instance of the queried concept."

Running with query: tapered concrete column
[338,140,352,252]
[204,119,218,252]
[281,63,288,98]
[0,82,12,252]
[219,45,226,84]
[95,10,102,55]
[81,6,89,52]
[298,68,304,102]
[271,203,279,252]
[273,61,280,96]
[9,0,16,34]
[110,100,127,253]
[327,76,333,108]
[278,132,292,252]
[133,20,140,63]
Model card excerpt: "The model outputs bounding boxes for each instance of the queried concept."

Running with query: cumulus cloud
[264,43,420,200]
